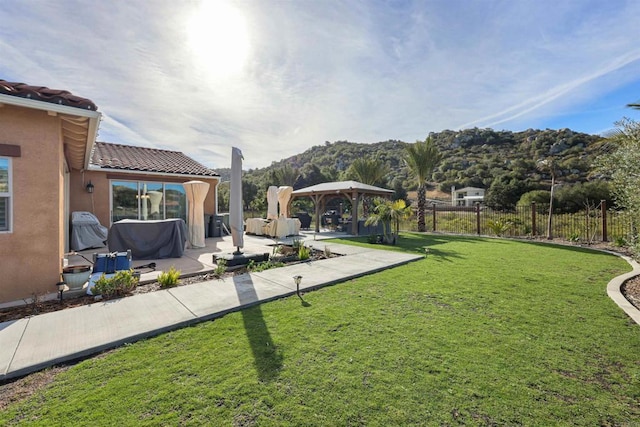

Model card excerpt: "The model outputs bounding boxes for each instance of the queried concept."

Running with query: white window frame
[0,157,12,233]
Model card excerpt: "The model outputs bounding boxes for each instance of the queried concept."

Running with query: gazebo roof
[291,180,394,197]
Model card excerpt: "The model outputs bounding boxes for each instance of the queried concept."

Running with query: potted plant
[61,265,92,291]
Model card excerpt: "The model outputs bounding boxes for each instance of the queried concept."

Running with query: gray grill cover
[71,211,108,251]
[107,219,187,260]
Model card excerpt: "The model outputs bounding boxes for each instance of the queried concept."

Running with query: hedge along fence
[400,201,634,243]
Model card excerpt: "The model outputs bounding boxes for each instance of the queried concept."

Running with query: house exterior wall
[69,170,218,228]
[0,106,64,304]
[452,187,485,207]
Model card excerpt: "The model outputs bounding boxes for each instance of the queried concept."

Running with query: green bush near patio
[2,234,639,425]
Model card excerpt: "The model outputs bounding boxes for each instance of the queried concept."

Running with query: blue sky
[1,0,640,169]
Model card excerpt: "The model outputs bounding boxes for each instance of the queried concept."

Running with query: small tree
[536,157,559,239]
[389,199,411,236]
[404,137,442,232]
[595,118,640,255]
[365,198,411,244]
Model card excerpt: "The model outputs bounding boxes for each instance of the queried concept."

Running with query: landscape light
[293,275,303,297]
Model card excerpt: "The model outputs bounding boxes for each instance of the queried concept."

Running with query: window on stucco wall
[0,157,11,232]
[111,180,187,223]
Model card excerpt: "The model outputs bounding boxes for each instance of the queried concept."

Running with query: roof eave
[0,93,102,170]
[83,116,101,170]
[0,93,100,118]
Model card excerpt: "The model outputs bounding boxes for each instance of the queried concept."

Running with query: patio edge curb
[606,253,640,326]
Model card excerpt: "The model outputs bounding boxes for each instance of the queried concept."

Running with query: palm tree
[347,157,389,216]
[404,137,442,232]
[389,199,411,236]
[270,164,300,187]
[347,157,389,186]
[365,198,411,244]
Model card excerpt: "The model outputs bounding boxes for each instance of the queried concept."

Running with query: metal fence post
[601,200,608,242]
[531,202,537,237]
[432,203,437,232]
[476,203,481,235]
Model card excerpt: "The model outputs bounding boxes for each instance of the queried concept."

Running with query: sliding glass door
[111,180,188,224]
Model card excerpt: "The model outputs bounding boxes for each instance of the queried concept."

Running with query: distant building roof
[0,79,97,111]
[90,142,219,177]
[453,186,485,193]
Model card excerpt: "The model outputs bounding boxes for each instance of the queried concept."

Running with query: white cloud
[1,0,640,169]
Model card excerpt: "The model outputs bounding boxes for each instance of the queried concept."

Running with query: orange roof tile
[91,142,219,177]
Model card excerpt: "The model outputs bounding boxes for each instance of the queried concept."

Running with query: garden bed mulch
[622,276,640,311]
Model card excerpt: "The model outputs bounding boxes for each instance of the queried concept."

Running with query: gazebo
[291,180,394,235]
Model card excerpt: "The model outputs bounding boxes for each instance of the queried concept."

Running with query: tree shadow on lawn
[518,239,625,258]
[233,275,283,382]
[400,233,484,262]
[335,233,478,262]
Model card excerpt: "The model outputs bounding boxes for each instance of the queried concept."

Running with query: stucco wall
[0,104,220,306]
[0,106,64,303]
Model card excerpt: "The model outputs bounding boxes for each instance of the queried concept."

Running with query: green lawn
[2,234,639,426]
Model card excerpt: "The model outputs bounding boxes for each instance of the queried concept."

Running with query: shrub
[486,219,512,236]
[157,266,181,288]
[323,246,332,258]
[214,259,227,277]
[568,233,581,243]
[292,238,304,249]
[93,269,139,297]
[298,245,311,261]
[612,235,627,247]
[517,190,555,207]
[247,260,284,272]
[298,245,311,260]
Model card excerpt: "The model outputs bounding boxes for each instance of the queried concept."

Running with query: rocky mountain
[219,128,604,197]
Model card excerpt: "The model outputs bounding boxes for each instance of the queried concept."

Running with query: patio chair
[296,212,312,229]
[92,250,132,274]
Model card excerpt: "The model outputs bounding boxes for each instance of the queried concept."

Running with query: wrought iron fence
[399,201,635,243]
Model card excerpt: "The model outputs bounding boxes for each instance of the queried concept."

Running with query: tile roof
[91,142,219,177]
[0,79,97,111]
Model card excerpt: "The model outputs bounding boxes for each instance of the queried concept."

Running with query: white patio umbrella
[147,190,163,216]
[183,180,210,248]
[230,147,244,253]
[266,186,278,220]
[277,186,293,218]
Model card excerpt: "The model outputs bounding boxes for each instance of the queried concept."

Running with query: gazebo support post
[351,192,360,236]
[312,194,325,233]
